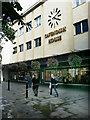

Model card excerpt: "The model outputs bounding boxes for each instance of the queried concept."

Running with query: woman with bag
[50,74,58,97]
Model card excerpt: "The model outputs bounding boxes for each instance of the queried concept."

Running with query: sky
[18,0,40,14]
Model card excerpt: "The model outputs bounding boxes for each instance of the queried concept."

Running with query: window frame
[20,26,24,36]
[26,41,32,50]
[34,15,41,28]
[26,21,32,32]
[73,0,86,8]
[19,44,24,52]
[82,19,88,33]
[13,47,17,54]
[34,37,41,47]
[75,22,81,35]
[74,19,88,35]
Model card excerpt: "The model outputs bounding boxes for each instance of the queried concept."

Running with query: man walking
[25,72,32,88]
[32,74,40,96]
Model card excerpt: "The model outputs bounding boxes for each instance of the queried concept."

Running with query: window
[74,19,88,35]
[34,37,41,47]
[13,47,17,54]
[19,44,23,52]
[20,26,24,35]
[75,22,81,35]
[80,0,86,4]
[15,30,17,37]
[76,0,79,6]
[73,0,86,7]
[26,21,32,32]
[26,41,31,50]
[35,16,41,27]
[82,19,88,33]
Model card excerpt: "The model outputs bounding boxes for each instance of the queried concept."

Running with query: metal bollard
[50,87,52,95]
[26,81,28,98]
[8,79,10,91]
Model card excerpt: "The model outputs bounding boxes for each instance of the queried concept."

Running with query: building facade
[3,0,90,84]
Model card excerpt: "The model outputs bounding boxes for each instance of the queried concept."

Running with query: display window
[45,67,89,84]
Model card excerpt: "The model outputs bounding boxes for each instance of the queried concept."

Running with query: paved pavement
[0,82,90,119]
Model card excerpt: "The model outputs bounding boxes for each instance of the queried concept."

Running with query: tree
[0,1,24,42]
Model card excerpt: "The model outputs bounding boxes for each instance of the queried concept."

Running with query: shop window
[74,19,88,35]
[45,67,89,84]
[45,69,68,83]
[26,41,31,50]
[35,16,41,27]
[34,37,41,47]
[19,44,23,52]
[26,21,32,32]
[20,26,24,35]
[13,47,17,54]
[69,67,89,84]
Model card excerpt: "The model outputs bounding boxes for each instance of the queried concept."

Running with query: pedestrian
[32,74,40,96]
[50,74,58,97]
[32,73,35,79]
[25,72,32,88]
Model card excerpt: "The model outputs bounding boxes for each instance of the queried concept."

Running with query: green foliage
[31,61,40,70]
[68,54,82,67]
[2,2,23,23]
[46,58,59,68]
[19,63,27,71]
[2,2,23,41]
[2,20,15,42]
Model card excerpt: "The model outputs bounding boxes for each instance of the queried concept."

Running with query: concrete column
[41,4,44,58]
[23,16,26,61]
[32,11,34,59]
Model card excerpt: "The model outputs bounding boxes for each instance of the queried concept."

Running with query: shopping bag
[49,82,51,89]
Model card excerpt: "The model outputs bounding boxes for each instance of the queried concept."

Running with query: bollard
[8,79,10,91]
[50,87,52,95]
[26,81,28,98]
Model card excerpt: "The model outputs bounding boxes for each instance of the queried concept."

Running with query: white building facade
[3,0,90,84]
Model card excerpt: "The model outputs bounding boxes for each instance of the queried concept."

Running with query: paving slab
[0,82,89,119]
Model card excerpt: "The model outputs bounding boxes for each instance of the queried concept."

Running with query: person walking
[25,72,32,88]
[32,74,40,96]
[50,74,58,97]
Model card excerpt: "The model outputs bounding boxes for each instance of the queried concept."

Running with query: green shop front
[3,49,90,84]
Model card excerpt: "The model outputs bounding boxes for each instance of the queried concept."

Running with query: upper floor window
[26,41,31,50]
[19,44,23,52]
[80,0,86,4]
[20,26,24,35]
[26,21,32,32]
[35,16,41,27]
[13,47,17,54]
[82,19,88,33]
[15,30,17,37]
[76,0,79,7]
[34,37,41,47]
[73,0,86,7]
[74,19,88,35]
